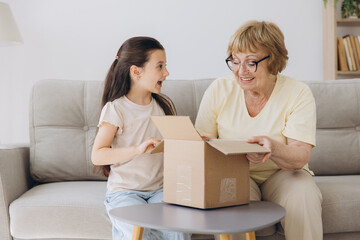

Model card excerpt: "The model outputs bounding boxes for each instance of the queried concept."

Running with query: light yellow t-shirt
[195,74,316,184]
[98,96,164,192]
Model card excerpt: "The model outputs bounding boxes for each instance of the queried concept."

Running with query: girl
[91,37,190,240]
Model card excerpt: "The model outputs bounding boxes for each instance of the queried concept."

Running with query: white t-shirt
[195,74,316,184]
[98,96,164,192]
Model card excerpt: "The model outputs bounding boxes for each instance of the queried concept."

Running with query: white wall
[0,0,324,145]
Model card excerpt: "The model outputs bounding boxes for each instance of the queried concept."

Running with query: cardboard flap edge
[207,140,270,155]
[150,116,202,141]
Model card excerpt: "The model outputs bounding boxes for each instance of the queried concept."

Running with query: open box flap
[207,139,270,155]
[150,140,164,154]
[150,116,202,141]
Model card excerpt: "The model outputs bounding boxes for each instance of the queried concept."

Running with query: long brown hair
[95,36,176,177]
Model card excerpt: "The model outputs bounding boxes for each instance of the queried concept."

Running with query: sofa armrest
[0,145,33,240]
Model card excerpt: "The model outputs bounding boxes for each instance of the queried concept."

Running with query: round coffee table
[109,201,285,240]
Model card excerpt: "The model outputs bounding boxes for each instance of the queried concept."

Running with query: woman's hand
[136,137,161,155]
[246,136,272,164]
[246,136,312,170]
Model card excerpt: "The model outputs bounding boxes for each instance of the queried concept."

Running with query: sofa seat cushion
[9,181,111,240]
[314,175,360,234]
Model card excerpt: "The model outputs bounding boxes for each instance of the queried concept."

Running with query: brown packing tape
[219,178,237,203]
[176,165,192,205]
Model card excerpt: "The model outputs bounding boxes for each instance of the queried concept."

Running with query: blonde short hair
[227,20,288,75]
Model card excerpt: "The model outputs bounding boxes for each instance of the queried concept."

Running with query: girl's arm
[246,136,312,170]
[91,122,160,166]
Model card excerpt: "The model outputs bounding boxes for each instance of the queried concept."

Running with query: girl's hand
[201,136,216,140]
[136,137,161,155]
[246,136,272,164]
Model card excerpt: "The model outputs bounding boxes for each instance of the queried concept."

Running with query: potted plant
[341,0,360,18]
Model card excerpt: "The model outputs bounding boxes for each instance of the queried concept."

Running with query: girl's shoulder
[102,97,127,114]
[109,96,128,107]
[111,96,126,105]
[99,97,126,129]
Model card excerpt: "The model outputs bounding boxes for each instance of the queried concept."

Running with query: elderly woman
[195,21,323,240]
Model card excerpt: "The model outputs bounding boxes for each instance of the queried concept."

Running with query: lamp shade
[0,2,23,46]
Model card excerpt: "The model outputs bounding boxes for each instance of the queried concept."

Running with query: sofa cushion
[9,181,111,240]
[314,175,360,234]
[30,80,106,182]
[307,80,360,175]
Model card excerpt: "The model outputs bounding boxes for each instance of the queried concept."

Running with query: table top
[109,201,285,234]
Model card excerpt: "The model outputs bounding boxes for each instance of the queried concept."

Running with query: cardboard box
[151,116,270,209]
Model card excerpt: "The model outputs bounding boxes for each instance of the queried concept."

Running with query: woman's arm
[246,136,312,170]
[195,83,219,138]
[91,122,160,166]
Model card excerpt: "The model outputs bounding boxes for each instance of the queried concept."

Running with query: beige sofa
[1,78,360,240]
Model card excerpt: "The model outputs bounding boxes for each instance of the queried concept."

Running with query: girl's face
[136,49,169,94]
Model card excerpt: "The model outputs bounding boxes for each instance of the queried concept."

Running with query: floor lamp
[0,2,23,45]
[0,2,22,145]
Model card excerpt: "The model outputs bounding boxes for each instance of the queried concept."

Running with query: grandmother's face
[230,49,273,93]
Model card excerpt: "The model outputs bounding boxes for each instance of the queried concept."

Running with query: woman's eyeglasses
[225,55,270,73]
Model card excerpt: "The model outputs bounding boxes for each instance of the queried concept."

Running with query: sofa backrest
[307,79,360,176]
[30,80,105,182]
[29,78,360,182]
[29,79,214,182]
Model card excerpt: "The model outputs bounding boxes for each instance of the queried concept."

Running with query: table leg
[219,234,230,240]
[132,225,144,240]
[245,231,256,240]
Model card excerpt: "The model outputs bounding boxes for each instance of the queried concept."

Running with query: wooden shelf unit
[323,0,360,80]
[337,18,360,23]
[337,70,360,75]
